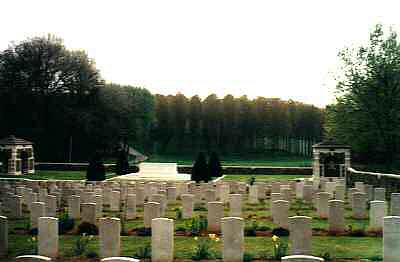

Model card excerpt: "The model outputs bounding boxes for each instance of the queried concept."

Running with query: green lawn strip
[222,174,309,182]
[0,170,118,180]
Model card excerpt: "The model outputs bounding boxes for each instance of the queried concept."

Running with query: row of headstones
[1,214,399,261]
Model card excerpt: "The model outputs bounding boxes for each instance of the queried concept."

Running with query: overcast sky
[2,0,400,107]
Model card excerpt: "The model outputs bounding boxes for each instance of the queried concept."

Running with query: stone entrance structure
[312,140,350,180]
[0,135,35,175]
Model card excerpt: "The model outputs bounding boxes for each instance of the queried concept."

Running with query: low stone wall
[36,163,312,176]
[347,167,400,194]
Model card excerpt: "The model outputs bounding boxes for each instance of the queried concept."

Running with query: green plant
[247,176,256,186]
[77,222,99,235]
[243,252,255,262]
[245,220,259,236]
[86,251,98,258]
[192,234,219,260]
[134,242,152,259]
[27,236,38,254]
[74,233,94,256]
[175,207,183,220]
[194,203,207,211]
[136,227,152,236]
[271,235,288,260]
[187,217,208,236]
[272,227,289,236]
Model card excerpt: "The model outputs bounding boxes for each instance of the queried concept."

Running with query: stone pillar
[94,194,103,218]
[0,216,7,258]
[352,192,367,219]
[354,182,365,193]
[38,217,58,258]
[229,194,242,217]
[31,202,46,229]
[383,216,400,262]
[207,201,224,232]
[144,202,161,228]
[166,187,177,203]
[316,192,330,219]
[273,200,289,229]
[328,200,345,232]
[270,193,283,220]
[256,182,267,200]
[375,188,386,201]
[303,185,313,203]
[135,187,145,206]
[110,191,121,212]
[364,184,374,201]
[271,182,281,193]
[221,217,244,262]
[219,184,230,203]
[151,218,174,262]
[295,182,304,199]
[282,255,324,261]
[334,185,345,201]
[99,218,121,258]
[181,194,194,219]
[325,182,336,195]
[281,187,292,202]
[289,216,312,255]
[125,194,136,220]
[390,193,400,216]
[68,195,80,219]
[39,188,48,203]
[46,195,57,218]
[150,194,167,216]
[10,195,23,219]
[205,189,216,202]
[249,185,259,204]
[81,203,97,225]
[370,200,387,231]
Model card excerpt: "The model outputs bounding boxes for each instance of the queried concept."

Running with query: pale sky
[2,0,400,107]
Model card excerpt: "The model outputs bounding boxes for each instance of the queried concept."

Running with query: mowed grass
[0,171,118,180]
[147,152,311,167]
[222,174,310,182]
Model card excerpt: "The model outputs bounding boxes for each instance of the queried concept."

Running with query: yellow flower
[31,236,36,241]
[272,235,279,242]
[208,233,216,240]
[194,237,198,241]
[215,237,220,242]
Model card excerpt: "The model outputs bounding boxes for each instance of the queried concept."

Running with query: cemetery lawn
[0,171,118,180]
[222,174,309,182]
[148,152,311,167]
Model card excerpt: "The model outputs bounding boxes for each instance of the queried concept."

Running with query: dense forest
[0,35,324,162]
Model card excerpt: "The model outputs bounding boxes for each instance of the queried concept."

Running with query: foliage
[193,203,207,211]
[248,176,256,185]
[245,221,259,236]
[86,251,99,258]
[136,227,152,236]
[73,233,94,256]
[86,152,106,181]
[186,217,208,236]
[175,207,183,220]
[192,234,220,260]
[115,148,130,176]
[77,222,99,235]
[134,242,152,259]
[208,152,222,178]
[271,235,288,260]
[59,217,75,235]
[243,252,255,262]
[272,227,290,237]
[326,24,400,163]
[192,152,208,183]
[27,236,38,255]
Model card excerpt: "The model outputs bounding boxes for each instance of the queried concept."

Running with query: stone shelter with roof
[0,135,35,175]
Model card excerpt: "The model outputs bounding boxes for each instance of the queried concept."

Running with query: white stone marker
[273,200,289,229]
[229,194,242,217]
[249,185,259,204]
[144,202,161,228]
[334,185,345,201]
[354,182,365,193]
[150,194,167,216]
[281,255,324,261]
[38,217,58,258]
[101,258,139,262]
[125,194,137,220]
[375,188,386,201]
[289,216,312,255]
[151,218,174,262]
[316,192,330,219]
[207,201,224,232]
[11,195,23,219]
[328,200,345,232]
[221,217,244,262]
[390,193,400,216]
[352,192,367,219]
[81,203,97,225]
[135,187,145,206]
[370,200,387,231]
[15,255,52,261]
[110,191,121,211]
[0,216,7,258]
[46,195,57,218]
[68,195,80,219]
[383,216,400,262]
[31,202,46,229]
[94,194,103,218]
[303,185,313,203]
[270,193,283,220]
[205,189,216,202]
[166,187,177,203]
[219,184,230,203]
[181,194,194,219]
[99,217,121,258]
[295,182,304,199]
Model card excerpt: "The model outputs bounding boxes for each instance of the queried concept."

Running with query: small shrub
[134,242,151,259]
[176,225,186,231]
[243,252,255,262]
[271,235,288,260]
[194,203,207,211]
[319,252,332,261]
[247,176,256,186]
[192,234,220,260]
[136,227,152,236]
[74,234,94,256]
[27,236,38,254]
[258,225,270,231]
[272,227,289,236]
[244,221,258,236]
[175,208,183,220]
[59,217,75,235]
[86,251,98,258]
[77,222,98,235]
[188,217,208,236]
[29,228,38,236]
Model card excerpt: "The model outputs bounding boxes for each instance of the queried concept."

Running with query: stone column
[125,194,136,220]
[271,182,281,194]
[370,200,387,231]
[166,187,177,203]
[295,182,304,199]
[144,202,161,228]
[205,189,216,202]
[289,216,312,255]
[364,184,374,201]
[10,195,23,219]
[150,194,166,216]
[383,216,400,262]
[281,187,292,202]
[99,218,121,258]
[249,185,259,204]
[136,187,145,206]
[328,200,345,232]
[31,202,46,229]
[221,217,244,262]
[229,194,242,217]
[281,255,324,261]
[110,191,121,212]
[181,194,194,219]
[303,185,313,203]
[390,193,400,216]
[316,192,330,219]
[270,193,283,220]
[81,203,97,225]
[38,217,58,258]
[273,200,289,229]
[207,201,224,232]
[334,185,345,201]
[95,194,103,218]
[39,188,48,203]
[151,218,174,262]
[352,192,367,219]
[375,188,386,201]
[219,184,230,203]
[46,195,57,218]
[68,195,80,219]
[0,216,7,258]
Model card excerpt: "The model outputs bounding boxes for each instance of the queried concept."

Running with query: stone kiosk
[312,140,350,181]
[0,135,35,175]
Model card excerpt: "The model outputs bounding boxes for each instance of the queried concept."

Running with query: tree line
[0,35,324,162]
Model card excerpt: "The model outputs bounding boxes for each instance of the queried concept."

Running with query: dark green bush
[77,222,98,235]
[272,227,290,236]
[86,152,106,181]
[59,218,75,234]
[192,152,209,183]
[136,227,152,236]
